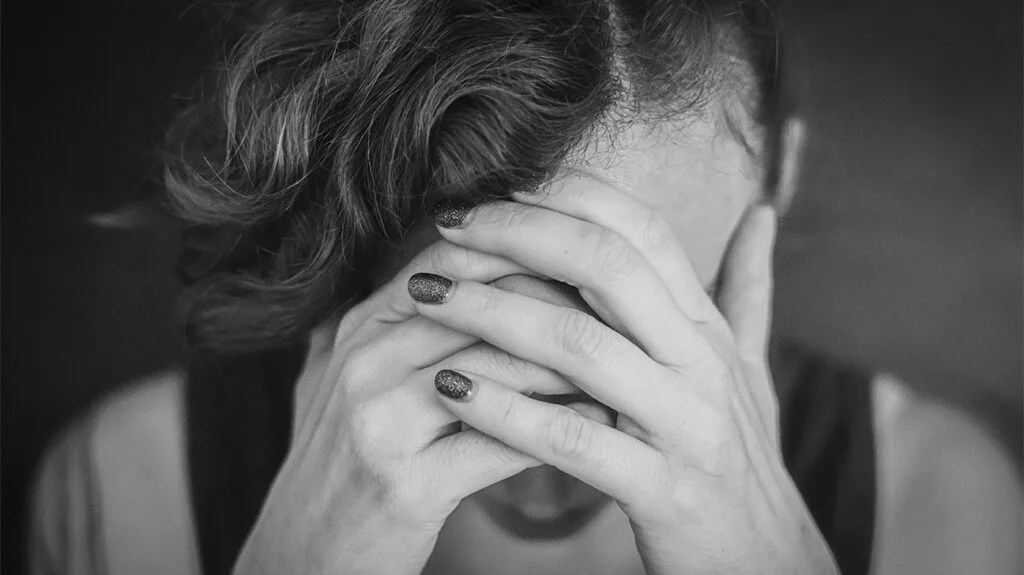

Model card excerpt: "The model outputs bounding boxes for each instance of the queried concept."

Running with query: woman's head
[166,0,780,352]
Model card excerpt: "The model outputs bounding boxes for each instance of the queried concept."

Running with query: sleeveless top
[185,341,877,575]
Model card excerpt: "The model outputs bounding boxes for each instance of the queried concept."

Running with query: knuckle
[689,407,734,474]
[584,227,639,282]
[478,345,571,396]
[474,284,505,317]
[346,398,398,459]
[424,245,450,274]
[346,403,381,450]
[496,393,520,429]
[337,346,379,389]
[490,347,526,381]
[427,241,474,276]
[545,408,592,459]
[635,209,674,253]
[487,440,524,469]
[497,203,531,230]
[663,468,700,517]
[335,301,372,342]
[457,344,527,385]
[554,310,607,360]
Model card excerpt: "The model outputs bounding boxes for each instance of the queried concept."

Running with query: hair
[164,0,780,353]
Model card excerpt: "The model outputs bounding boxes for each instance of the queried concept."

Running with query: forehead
[566,94,766,285]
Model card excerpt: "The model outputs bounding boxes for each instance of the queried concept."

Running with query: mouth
[479,496,611,541]
[474,465,613,541]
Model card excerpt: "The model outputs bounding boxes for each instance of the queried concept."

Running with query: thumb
[717,203,777,365]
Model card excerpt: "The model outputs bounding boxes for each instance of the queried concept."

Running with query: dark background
[2,1,1021,573]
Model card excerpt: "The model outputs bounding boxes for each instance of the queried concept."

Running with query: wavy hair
[164,0,780,353]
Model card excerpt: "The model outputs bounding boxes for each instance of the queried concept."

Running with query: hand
[233,240,589,574]
[410,176,838,574]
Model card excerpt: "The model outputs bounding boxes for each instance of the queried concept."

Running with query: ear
[774,118,807,214]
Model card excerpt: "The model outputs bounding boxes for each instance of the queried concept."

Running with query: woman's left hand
[410,174,838,575]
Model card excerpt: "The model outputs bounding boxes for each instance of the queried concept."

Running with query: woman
[29,0,1021,574]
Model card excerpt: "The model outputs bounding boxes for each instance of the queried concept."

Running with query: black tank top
[186,341,876,574]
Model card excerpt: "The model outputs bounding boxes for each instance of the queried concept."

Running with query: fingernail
[435,369,475,401]
[408,272,454,304]
[516,182,545,196]
[430,201,475,229]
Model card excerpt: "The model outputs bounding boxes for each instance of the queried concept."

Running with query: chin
[474,466,612,541]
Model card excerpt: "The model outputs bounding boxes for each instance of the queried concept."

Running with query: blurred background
[2,0,1021,572]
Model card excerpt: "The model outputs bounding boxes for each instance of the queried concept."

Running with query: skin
[412,192,833,574]
[234,88,837,573]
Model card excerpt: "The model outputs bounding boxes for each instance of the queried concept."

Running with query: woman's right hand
[232,240,586,574]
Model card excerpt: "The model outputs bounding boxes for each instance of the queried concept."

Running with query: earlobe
[774,118,807,214]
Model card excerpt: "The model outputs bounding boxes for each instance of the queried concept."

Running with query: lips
[480,495,611,541]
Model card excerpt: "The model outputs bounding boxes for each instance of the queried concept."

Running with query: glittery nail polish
[407,272,454,304]
[435,369,475,401]
[430,201,474,229]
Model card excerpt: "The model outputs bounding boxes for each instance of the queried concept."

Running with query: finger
[430,200,706,366]
[431,368,661,508]
[717,204,776,364]
[416,390,619,503]
[774,118,807,214]
[408,273,681,423]
[565,399,616,427]
[365,272,601,371]
[416,428,541,506]
[346,240,538,367]
[370,343,588,451]
[716,204,780,441]
[347,315,477,370]
[511,172,721,324]
[438,342,579,397]
[368,239,538,323]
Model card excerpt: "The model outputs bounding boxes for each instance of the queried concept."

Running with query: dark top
[186,341,876,574]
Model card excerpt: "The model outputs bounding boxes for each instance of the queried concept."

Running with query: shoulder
[871,374,1022,575]
[30,370,201,575]
[86,370,187,474]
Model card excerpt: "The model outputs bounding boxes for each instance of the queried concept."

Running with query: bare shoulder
[31,369,200,575]
[34,369,189,512]
[87,369,188,463]
[872,374,1022,575]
